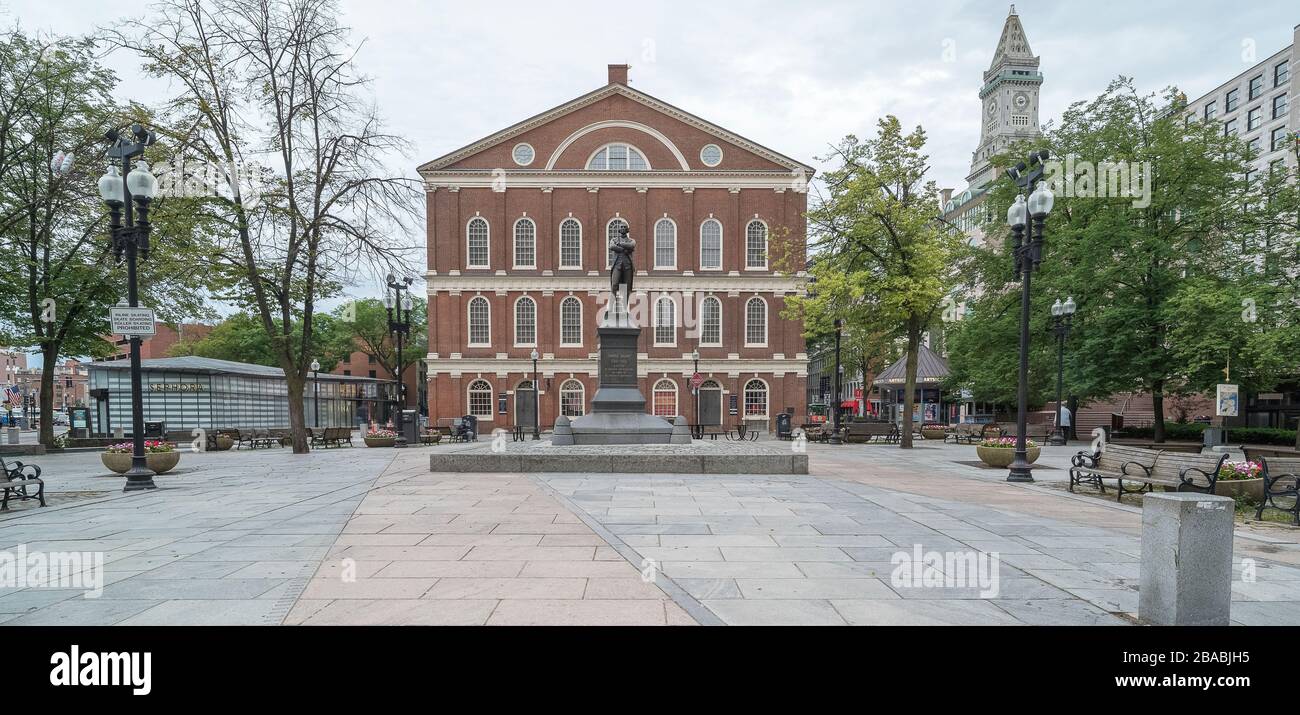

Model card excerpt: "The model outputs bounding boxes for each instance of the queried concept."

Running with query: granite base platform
[429,440,807,475]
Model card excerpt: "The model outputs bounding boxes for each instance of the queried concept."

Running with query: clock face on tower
[1013,92,1029,110]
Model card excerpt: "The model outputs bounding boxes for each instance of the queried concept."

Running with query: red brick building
[418,65,811,433]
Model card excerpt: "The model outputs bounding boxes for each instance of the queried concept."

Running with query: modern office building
[85,356,391,436]
[418,64,812,433]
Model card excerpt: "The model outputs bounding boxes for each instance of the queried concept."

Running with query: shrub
[1219,460,1263,481]
[1114,422,1297,446]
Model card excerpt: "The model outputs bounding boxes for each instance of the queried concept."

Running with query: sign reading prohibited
[109,307,156,337]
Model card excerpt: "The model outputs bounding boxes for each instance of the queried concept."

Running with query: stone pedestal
[568,325,672,445]
[1138,492,1234,626]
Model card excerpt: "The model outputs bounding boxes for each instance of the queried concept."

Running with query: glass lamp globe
[1006,194,1027,227]
[126,159,157,199]
[1063,296,1077,315]
[98,165,125,204]
[1051,299,1063,316]
[401,293,413,311]
[1028,180,1054,217]
[530,349,539,361]
[310,359,321,372]
[383,292,395,309]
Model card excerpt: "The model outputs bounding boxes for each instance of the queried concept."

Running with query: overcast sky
[4,0,1295,300]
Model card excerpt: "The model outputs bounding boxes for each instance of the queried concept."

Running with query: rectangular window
[1276,60,1290,86]
[1249,74,1264,99]
[1273,93,1288,119]
[1225,88,1239,112]
[1247,136,1262,154]
[1010,114,1029,126]
[1273,126,1289,151]
[1224,118,1238,136]
[1204,102,1217,121]
[1247,106,1262,130]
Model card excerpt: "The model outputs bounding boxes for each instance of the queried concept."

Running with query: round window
[512,143,535,167]
[700,144,723,167]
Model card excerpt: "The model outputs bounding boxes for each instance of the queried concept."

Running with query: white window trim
[467,379,494,419]
[558,217,583,270]
[512,217,537,270]
[466,217,490,269]
[467,296,491,348]
[700,143,723,167]
[699,218,723,271]
[743,378,769,419]
[585,142,653,171]
[745,219,769,271]
[606,218,629,269]
[699,295,723,347]
[513,296,538,348]
[512,142,535,167]
[653,217,677,270]
[560,379,585,417]
[744,296,769,348]
[652,378,679,418]
[559,296,583,347]
[653,295,678,347]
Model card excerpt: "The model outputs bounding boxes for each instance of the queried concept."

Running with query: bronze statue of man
[609,224,635,298]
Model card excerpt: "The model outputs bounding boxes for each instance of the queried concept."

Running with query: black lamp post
[310,359,321,429]
[385,274,414,448]
[1048,297,1076,446]
[98,124,159,493]
[1004,150,1054,483]
[829,318,844,445]
[530,349,540,440]
[691,349,700,438]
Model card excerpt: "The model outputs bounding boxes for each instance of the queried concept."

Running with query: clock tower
[967,5,1043,188]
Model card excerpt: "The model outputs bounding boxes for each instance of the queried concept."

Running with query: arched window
[560,379,585,417]
[467,296,490,346]
[514,296,536,346]
[700,219,722,270]
[652,378,678,417]
[743,379,768,417]
[560,296,583,346]
[559,218,582,268]
[467,217,490,268]
[587,143,649,171]
[606,218,629,268]
[654,296,676,345]
[654,218,676,269]
[700,296,722,346]
[468,379,493,418]
[745,297,767,346]
[513,218,536,268]
[745,220,767,269]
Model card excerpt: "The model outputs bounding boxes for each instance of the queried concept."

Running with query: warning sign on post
[110,307,157,337]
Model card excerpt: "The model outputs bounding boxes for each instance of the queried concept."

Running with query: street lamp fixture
[691,349,700,439]
[1005,150,1052,483]
[829,318,844,445]
[99,124,158,493]
[1048,297,1076,446]
[530,349,540,440]
[385,275,414,448]
[310,359,321,430]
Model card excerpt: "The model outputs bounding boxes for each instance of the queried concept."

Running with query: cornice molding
[425,273,809,295]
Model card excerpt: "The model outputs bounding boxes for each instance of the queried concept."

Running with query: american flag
[2,386,20,409]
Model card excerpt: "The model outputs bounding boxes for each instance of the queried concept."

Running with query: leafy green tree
[947,78,1290,443]
[786,117,970,446]
[170,312,350,370]
[330,297,427,376]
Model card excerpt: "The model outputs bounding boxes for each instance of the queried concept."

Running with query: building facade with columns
[418,64,811,433]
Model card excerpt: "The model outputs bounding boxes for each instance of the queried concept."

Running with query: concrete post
[1139,492,1234,626]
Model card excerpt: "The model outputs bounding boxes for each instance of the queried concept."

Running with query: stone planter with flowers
[1215,460,1265,502]
[364,429,397,448]
[975,436,1040,468]
[101,441,181,475]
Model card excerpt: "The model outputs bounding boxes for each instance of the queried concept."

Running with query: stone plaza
[2,439,1298,626]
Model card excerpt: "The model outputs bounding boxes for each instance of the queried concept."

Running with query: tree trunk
[1151,380,1166,444]
[38,349,57,447]
[284,369,309,454]
[900,319,921,449]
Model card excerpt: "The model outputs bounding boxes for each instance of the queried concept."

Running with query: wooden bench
[947,423,1002,444]
[841,422,899,444]
[1070,444,1227,501]
[1001,423,1054,443]
[310,427,352,448]
[2,455,45,511]
[1255,457,1300,525]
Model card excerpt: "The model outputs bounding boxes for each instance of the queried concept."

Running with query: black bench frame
[1254,457,1300,526]
[2,455,45,511]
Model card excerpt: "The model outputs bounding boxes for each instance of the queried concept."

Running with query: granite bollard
[1138,492,1234,626]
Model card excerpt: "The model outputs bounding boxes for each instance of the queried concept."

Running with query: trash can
[144,421,165,439]
[775,413,792,440]
[1203,427,1227,447]
[401,409,419,444]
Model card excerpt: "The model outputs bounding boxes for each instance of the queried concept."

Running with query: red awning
[840,400,858,409]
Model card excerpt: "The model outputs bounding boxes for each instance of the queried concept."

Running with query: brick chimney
[607,64,630,86]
